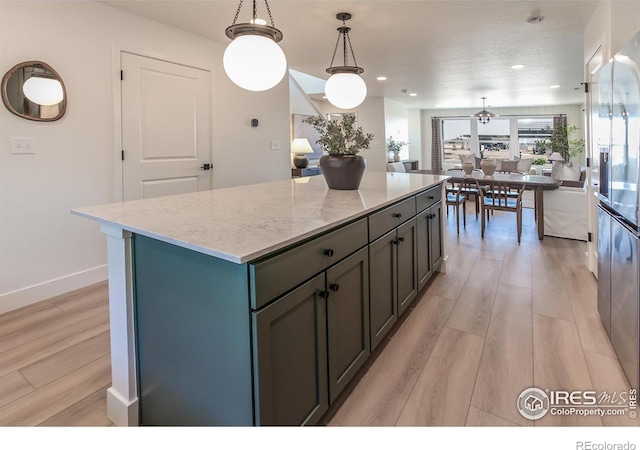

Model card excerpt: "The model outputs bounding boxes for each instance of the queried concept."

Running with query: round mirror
[1,61,67,122]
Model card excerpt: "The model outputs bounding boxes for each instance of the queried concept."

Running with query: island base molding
[107,387,139,426]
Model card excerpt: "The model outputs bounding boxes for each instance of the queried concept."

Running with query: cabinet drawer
[368,197,417,242]
[250,218,368,309]
[416,185,441,212]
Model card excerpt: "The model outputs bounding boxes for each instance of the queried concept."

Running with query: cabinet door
[597,206,611,335]
[369,229,398,351]
[252,274,328,426]
[416,208,432,291]
[326,247,370,402]
[397,218,418,317]
[610,217,639,391]
[429,202,443,270]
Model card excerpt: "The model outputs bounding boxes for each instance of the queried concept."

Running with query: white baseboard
[0,265,108,315]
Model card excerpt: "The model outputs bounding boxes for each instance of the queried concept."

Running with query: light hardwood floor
[0,202,637,427]
[327,204,639,427]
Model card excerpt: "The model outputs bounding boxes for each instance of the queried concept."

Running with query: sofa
[542,165,587,241]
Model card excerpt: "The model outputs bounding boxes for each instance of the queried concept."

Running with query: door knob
[200,163,213,171]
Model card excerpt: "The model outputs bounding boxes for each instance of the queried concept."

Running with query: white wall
[383,98,409,161]
[585,0,640,63]
[407,109,422,167]
[0,1,291,313]
[315,97,387,173]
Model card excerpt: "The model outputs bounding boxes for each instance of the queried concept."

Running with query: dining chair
[447,169,480,219]
[475,179,525,243]
[498,160,520,173]
[446,181,466,234]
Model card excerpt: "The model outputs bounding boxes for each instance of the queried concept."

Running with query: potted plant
[548,123,585,164]
[387,136,407,162]
[303,114,374,190]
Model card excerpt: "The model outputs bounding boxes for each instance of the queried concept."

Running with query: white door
[121,52,212,201]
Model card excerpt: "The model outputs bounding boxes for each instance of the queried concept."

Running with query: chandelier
[223,0,287,91]
[324,13,367,110]
[474,97,498,124]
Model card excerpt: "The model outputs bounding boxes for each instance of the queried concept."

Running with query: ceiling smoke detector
[527,16,544,24]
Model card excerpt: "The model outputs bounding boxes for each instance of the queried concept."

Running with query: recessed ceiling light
[409,93,417,97]
[376,76,387,81]
[550,84,560,89]
[511,64,525,70]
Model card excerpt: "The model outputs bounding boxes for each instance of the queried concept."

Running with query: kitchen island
[72,171,448,426]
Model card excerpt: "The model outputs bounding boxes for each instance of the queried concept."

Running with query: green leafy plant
[550,123,585,162]
[303,114,373,156]
[387,136,408,155]
[533,138,550,155]
[532,157,547,165]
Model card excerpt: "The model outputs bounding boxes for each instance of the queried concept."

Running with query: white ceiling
[102,0,598,110]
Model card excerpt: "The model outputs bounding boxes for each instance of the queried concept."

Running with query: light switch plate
[11,137,36,154]
[271,140,280,151]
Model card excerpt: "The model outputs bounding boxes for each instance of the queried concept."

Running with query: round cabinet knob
[319,290,330,300]
[324,249,335,257]
[393,213,402,218]
[398,237,405,243]
[329,283,340,292]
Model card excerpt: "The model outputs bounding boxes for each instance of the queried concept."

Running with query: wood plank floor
[0,202,636,427]
[327,204,639,427]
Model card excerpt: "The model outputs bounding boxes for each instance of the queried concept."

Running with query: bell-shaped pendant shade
[325,73,367,110]
[22,76,64,106]
[223,34,287,92]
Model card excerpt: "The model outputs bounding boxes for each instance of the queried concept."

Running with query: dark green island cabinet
[117,183,443,426]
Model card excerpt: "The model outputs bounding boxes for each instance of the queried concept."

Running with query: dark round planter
[319,155,366,190]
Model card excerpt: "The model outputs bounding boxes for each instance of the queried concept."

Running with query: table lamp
[548,152,564,163]
[291,138,313,169]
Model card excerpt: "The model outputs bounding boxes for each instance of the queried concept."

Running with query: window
[442,119,471,167]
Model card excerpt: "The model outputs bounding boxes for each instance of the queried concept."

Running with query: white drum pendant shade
[325,72,367,110]
[22,76,64,106]
[223,34,287,92]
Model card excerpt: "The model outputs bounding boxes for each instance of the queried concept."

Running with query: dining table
[410,169,561,240]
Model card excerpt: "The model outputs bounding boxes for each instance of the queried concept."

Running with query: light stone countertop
[72,171,448,264]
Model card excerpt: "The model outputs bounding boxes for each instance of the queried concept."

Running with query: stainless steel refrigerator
[598,31,640,393]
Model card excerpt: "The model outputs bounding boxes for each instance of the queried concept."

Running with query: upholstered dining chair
[447,168,479,219]
[446,181,466,234]
[498,160,520,173]
[387,162,406,173]
[475,179,526,243]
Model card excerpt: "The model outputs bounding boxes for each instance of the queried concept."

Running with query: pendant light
[473,97,498,124]
[223,0,287,91]
[23,73,63,106]
[324,13,367,110]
